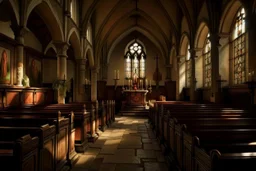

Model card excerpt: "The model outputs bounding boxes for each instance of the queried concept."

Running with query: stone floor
[71,116,169,171]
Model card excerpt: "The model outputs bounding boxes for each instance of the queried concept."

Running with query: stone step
[121,110,149,113]
[120,112,149,116]
[122,108,147,111]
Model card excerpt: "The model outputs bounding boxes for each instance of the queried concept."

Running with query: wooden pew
[1,106,90,153]
[98,101,107,131]
[166,112,256,170]
[150,102,256,171]
[0,134,39,171]
[185,129,256,171]
[172,118,256,171]
[0,113,70,171]
[33,102,98,142]
[0,125,55,171]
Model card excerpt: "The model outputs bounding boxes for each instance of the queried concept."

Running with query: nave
[71,116,168,171]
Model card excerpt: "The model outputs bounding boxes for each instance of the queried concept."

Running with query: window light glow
[233,7,246,85]
[124,41,146,80]
[204,33,211,87]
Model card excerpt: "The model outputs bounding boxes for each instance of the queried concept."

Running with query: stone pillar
[15,29,27,86]
[54,42,69,104]
[210,33,220,102]
[189,49,196,101]
[91,67,98,102]
[77,59,86,102]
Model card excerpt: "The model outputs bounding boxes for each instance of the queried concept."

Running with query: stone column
[54,42,69,104]
[210,33,220,102]
[189,49,196,101]
[15,28,27,86]
[91,67,98,102]
[77,59,86,102]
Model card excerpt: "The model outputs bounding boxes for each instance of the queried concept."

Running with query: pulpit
[122,89,148,106]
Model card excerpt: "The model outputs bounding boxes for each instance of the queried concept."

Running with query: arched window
[125,42,146,80]
[186,44,191,87]
[70,0,73,18]
[233,7,246,84]
[204,33,211,87]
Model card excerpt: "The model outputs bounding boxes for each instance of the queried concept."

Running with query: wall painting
[27,55,42,87]
[0,47,11,84]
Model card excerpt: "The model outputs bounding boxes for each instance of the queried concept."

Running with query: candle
[123,79,124,87]
[64,74,66,80]
[117,70,119,79]
[114,70,117,79]
[145,79,148,88]
[149,80,151,87]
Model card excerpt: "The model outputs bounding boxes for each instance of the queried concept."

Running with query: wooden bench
[33,102,99,141]
[185,129,256,171]
[0,107,89,153]
[0,113,71,171]
[149,101,256,171]
[0,125,55,171]
[0,134,39,171]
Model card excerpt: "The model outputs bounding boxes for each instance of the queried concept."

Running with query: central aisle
[71,116,168,171]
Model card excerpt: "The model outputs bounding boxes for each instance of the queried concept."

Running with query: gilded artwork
[27,56,42,87]
[0,47,10,84]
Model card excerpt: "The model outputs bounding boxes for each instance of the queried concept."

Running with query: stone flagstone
[71,116,169,171]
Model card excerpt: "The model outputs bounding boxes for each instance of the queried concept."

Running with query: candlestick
[114,70,117,79]
[117,70,119,79]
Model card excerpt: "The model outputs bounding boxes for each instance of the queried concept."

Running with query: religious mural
[27,55,42,87]
[0,47,11,84]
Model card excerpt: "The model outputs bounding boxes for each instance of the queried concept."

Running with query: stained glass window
[140,54,145,78]
[233,7,246,84]
[70,1,73,17]
[125,53,131,78]
[125,42,146,79]
[186,44,191,87]
[204,34,211,87]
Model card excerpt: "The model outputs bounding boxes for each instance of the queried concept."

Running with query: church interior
[1,0,256,170]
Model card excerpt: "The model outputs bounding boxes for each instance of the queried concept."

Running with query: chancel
[1,0,256,171]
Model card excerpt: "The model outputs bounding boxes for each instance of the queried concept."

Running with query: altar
[122,89,148,106]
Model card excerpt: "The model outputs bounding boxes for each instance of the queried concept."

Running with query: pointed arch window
[125,42,146,80]
[204,34,211,87]
[233,7,246,84]
[186,44,191,87]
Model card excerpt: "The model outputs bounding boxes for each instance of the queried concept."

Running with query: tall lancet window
[186,44,191,87]
[233,7,246,84]
[125,42,146,80]
[204,33,211,87]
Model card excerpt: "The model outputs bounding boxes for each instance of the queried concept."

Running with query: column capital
[53,41,70,56]
[11,26,29,45]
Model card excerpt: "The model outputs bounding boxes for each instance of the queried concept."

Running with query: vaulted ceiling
[81,0,208,60]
